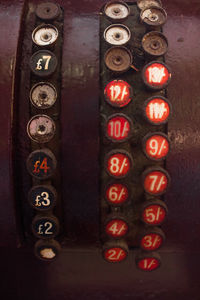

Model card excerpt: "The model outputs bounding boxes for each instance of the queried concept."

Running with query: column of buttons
[27,2,62,261]
[101,1,136,263]
[136,0,171,271]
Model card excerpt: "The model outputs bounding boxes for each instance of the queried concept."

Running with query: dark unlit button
[26,148,57,180]
[137,0,162,10]
[30,50,57,77]
[35,2,61,20]
[142,31,168,57]
[30,82,57,109]
[104,46,132,73]
[32,215,59,239]
[34,239,61,261]
[140,6,167,27]
[27,115,56,143]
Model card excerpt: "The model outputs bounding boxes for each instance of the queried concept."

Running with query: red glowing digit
[104,80,132,107]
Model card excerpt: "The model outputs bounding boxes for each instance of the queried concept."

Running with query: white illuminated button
[32,24,58,46]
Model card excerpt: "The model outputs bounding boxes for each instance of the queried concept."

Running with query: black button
[30,50,57,77]
[32,215,59,239]
[28,185,57,211]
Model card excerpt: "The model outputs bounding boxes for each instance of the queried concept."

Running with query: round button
[104,1,130,20]
[105,216,129,238]
[34,239,61,261]
[142,31,168,57]
[144,96,171,125]
[104,47,132,73]
[140,227,165,251]
[28,185,57,211]
[32,24,58,47]
[32,215,59,239]
[26,149,57,180]
[104,24,131,46]
[142,167,170,195]
[30,50,57,77]
[142,61,171,90]
[143,132,170,161]
[103,240,128,263]
[140,6,167,27]
[136,252,161,271]
[104,80,132,108]
[105,183,129,206]
[141,200,168,225]
[27,115,56,143]
[106,114,132,142]
[106,150,132,178]
[30,82,57,109]
[137,0,162,10]
[35,2,61,20]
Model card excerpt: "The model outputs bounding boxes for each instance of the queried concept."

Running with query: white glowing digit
[110,85,121,101]
[109,222,118,235]
[145,208,155,222]
[149,102,167,119]
[43,55,51,70]
[143,235,153,248]
[110,157,120,173]
[148,67,166,83]
[149,175,158,191]
[149,139,158,155]
[109,186,118,201]
[110,121,121,138]
[44,222,53,234]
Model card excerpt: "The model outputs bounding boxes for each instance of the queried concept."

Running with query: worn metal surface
[1,0,200,299]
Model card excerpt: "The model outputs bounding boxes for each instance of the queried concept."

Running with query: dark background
[0,0,200,299]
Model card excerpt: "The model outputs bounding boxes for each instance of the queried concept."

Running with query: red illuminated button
[136,252,161,271]
[106,114,132,142]
[142,61,171,90]
[142,167,170,195]
[140,228,165,251]
[105,183,129,205]
[143,133,170,161]
[105,217,129,238]
[106,151,132,178]
[104,80,132,107]
[141,200,168,225]
[103,241,128,263]
[144,96,171,125]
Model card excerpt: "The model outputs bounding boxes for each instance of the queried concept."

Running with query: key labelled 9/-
[142,132,170,161]
[103,240,129,263]
[141,200,168,226]
[104,80,132,108]
[105,216,129,238]
[140,227,165,251]
[144,96,171,125]
[26,149,57,180]
[142,167,170,196]
[106,114,132,142]
[28,185,57,211]
[136,252,161,271]
[105,183,129,206]
[106,150,133,178]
